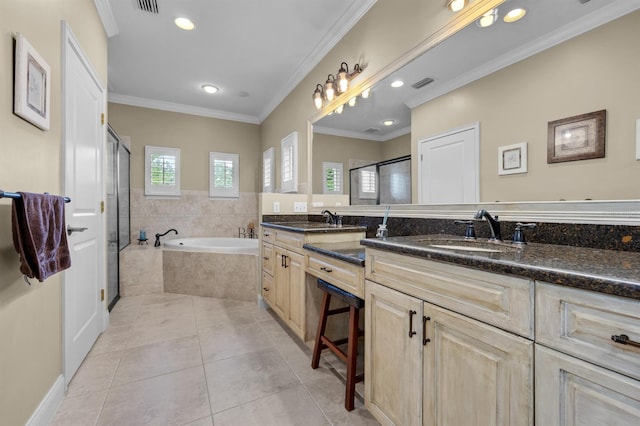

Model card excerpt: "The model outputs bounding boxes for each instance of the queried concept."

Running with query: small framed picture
[547,110,606,163]
[498,142,527,175]
[14,33,51,131]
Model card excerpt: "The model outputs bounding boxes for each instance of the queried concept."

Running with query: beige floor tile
[212,384,329,426]
[136,297,195,324]
[112,335,202,386]
[198,322,273,363]
[127,315,197,348]
[67,352,122,397]
[89,325,132,356]
[193,303,258,329]
[266,330,335,383]
[140,292,192,306]
[304,376,379,425]
[50,390,108,426]
[98,366,210,426]
[252,306,278,323]
[181,416,213,426]
[192,295,253,311]
[204,349,300,413]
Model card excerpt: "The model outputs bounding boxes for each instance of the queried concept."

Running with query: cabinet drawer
[365,248,534,338]
[261,271,274,306]
[306,251,364,298]
[536,282,640,381]
[275,230,304,252]
[262,243,275,275]
[262,227,274,244]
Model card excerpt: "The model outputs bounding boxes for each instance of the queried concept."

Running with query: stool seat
[312,279,364,411]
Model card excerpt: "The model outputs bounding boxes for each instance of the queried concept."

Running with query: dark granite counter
[261,221,367,234]
[303,241,365,266]
[361,235,640,300]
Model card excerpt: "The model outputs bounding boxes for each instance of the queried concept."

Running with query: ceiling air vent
[411,77,435,89]
[364,127,380,133]
[136,0,159,14]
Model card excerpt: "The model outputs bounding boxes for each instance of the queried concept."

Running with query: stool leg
[345,305,359,411]
[311,292,331,369]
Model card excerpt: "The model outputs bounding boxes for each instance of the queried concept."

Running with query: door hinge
[100,289,105,301]
[101,113,105,125]
[100,201,105,213]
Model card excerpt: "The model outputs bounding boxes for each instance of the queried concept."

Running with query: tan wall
[382,133,411,161]
[108,103,261,192]
[260,0,480,195]
[0,1,107,424]
[312,133,383,194]
[412,11,640,203]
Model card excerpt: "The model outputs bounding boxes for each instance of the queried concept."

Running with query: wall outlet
[293,201,307,212]
[272,201,280,213]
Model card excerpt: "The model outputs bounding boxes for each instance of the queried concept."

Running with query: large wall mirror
[310,0,640,219]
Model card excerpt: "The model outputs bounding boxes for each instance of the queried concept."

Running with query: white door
[419,125,479,204]
[62,22,106,385]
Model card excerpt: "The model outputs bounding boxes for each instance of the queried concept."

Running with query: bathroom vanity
[360,235,640,426]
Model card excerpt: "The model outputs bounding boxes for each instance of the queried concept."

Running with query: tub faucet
[155,229,178,247]
[474,209,502,242]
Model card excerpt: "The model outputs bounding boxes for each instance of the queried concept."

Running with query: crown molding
[313,125,410,142]
[93,0,119,37]
[257,0,378,122]
[108,93,261,124]
[406,1,640,109]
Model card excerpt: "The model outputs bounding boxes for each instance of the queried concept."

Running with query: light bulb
[202,85,218,94]
[361,88,370,99]
[447,0,468,13]
[175,17,195,31]
[335,105,344,114]
[325,81,335,101]
[348,97,357,107]
[338,72,349,93]
[313,91,323,109]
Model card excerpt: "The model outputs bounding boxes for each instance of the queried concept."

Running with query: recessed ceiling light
[383,120,395,126]
[504,8,526,23]
[175,17,195,31]
[391,80,404,88]
[202,84,218,94]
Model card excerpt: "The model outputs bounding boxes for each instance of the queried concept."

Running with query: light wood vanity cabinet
[306,250,364,298]
[535,282,640,425]
[365,248,534,426]
[261,226,365,341]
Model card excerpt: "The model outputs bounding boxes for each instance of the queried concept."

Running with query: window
[263,147,275,193]
[322,162,343,194]
[210,152,239,198]
[360,167,377,199]
[281,131,298,193]
[145,146,180,196]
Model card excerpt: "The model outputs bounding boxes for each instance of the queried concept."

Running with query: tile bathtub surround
[51,293,379,426]
[131,189,259,241]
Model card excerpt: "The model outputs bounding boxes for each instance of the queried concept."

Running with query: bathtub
[162,237,259,302]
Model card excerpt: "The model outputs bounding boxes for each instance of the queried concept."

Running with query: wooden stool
[311,279,364,411]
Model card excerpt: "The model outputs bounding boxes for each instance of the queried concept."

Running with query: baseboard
[26,374,65,426]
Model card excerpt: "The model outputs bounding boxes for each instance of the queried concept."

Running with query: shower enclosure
[106,125,130,311]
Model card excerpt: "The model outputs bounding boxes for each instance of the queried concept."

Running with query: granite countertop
[361,235,640,300]
[261,221,367,234]
[303,241,365,266]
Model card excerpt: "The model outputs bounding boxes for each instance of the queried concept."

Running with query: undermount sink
[415,238,520,253]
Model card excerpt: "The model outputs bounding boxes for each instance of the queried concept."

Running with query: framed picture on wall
[498,142,527,175]
[547,110,606,163]
[13,33,51,131]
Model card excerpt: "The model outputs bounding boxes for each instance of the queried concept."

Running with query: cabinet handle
[283,255,289,269]
[423,316,431,345]
[320,266,333,273]
[408,310,417,338]
[611,334,640,348]
[263,287,269,291]
[263,256,269,260]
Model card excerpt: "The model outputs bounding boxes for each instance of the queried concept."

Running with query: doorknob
[67,225,88,236]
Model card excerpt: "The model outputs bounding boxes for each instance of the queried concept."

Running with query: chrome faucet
[321,210,338,225]
[474,210,502,241]
[154,228,178,247]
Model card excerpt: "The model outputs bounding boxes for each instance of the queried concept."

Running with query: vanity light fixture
[447,0,468,12]
[202,84,218,94]
[312,61,362,109]
[335,104,344,114]
[361,88,371,99]
[348,97,357,107]
[477,8,499,27]
[504,8,526,23]
[175,17,195,31]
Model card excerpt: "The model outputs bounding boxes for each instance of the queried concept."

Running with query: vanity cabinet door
[365,280,423,426]
[536,345,640,426]
[423,302,533,426]
[274,246,289,319]
[286,251,305,338]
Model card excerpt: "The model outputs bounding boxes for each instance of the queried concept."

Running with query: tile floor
[51,293,379,425]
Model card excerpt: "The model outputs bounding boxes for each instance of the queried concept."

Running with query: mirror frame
[307,0,640,226]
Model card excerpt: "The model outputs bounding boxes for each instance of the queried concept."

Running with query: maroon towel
[11,192,71,282]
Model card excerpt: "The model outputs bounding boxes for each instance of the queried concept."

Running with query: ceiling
[103,0,376,124]
[314,0,640,141]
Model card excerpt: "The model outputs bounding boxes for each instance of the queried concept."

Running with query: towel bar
[0,189,71,203]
